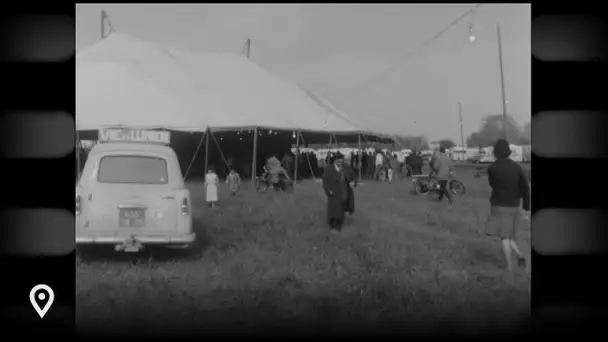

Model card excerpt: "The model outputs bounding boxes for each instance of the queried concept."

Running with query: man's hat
[334,152,345,160]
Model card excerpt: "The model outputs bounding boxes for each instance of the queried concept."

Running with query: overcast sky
[76,4,530,142]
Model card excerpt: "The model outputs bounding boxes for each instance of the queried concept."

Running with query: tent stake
[251,127,258,186]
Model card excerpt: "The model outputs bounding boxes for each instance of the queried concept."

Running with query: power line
[342,4,482,102]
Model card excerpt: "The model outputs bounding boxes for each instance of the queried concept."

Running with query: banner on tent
[98,128,171,144]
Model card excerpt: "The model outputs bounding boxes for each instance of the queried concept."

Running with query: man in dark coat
[322,153,357,232]
[405,153,413,176]
[410,151,424,175]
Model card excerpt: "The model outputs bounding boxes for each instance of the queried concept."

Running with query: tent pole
[327,134,333,166]
[204,127,210,175]
[251,127,258,186]
[293,131,301,189]
[208,130,230,173]
[299,133,317,181]
[76,131,81,182]
[357,132,362,181]
[183,131,206,180]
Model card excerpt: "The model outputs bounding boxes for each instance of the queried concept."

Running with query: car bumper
[76,233,196,245]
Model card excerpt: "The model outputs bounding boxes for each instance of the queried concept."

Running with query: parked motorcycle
[411,169,465,196]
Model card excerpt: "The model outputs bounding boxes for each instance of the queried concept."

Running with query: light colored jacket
[431,152,452,180]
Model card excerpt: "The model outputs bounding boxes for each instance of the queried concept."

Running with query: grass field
[76,167,531,336]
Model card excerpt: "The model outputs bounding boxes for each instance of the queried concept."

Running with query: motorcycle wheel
[450,180,466,196]
[255,178,268,194]
[414,181,429,196]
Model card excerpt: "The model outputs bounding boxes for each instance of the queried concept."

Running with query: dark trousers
[329,201,348,230]
[437,180,453,203]
[329,218,343,230]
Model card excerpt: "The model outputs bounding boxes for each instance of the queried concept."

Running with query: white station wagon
[76,129,195,252]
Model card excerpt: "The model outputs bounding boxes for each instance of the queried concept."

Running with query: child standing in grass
[205,165,219,207]
[226,167,241,196]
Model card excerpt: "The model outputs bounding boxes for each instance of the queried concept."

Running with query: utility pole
[458,102,465,149]
[245,38,251,59]
[496,23,508,140]
[101,10,107,40]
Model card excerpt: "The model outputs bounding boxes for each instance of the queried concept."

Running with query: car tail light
[76,195,81,215]
[181,197,190,216]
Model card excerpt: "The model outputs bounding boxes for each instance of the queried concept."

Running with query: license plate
[119,209,145,227]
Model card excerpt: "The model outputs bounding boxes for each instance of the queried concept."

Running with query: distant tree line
[395,114,530,152]
[465,114,530,148]
[393,135,429,151]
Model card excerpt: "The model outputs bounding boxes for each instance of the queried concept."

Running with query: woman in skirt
[205,165,219,207]
[484,139,531,274]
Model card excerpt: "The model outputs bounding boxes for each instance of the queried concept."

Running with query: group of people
[203,165,242,207]
[203,153,295,207]
[319,149,419,183]
[204,138,530,278]
[321,138,530,279]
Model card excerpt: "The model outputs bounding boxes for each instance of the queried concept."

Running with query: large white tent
[77,33,388,137]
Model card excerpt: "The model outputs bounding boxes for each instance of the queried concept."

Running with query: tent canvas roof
[77,33,388,137]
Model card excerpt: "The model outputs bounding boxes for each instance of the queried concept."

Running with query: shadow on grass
[78,278,529,337]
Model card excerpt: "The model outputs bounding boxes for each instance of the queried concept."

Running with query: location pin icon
[29,284,54,318]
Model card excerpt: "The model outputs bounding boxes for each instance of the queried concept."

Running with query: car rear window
[98,155,168,184]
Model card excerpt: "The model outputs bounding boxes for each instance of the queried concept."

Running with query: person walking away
[405,152,413,177]
[411,151,424,175]
[226,167,241,196]
[430,146,453,204]
[322,153,357,233]
[484,139,530,278]
[373,150,384,180]
[205,166,219,208]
